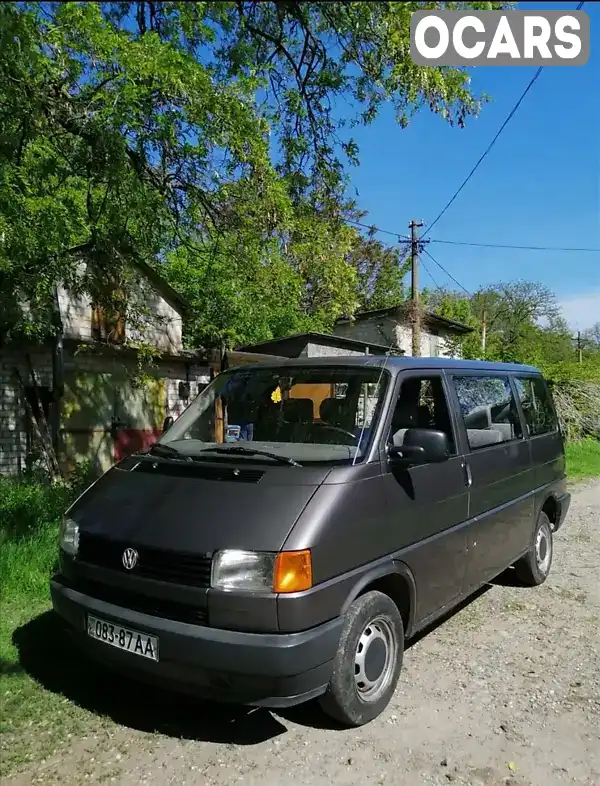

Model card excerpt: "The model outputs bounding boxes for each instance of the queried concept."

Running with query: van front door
[382,372,469,626]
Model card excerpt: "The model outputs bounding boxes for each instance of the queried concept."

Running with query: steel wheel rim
[354,616,397,703]
[535,525,552,574]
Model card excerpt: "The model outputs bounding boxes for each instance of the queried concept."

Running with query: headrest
[320,397,341,420]
[320,397,355,428]
[391,403,418,432]
[282,398,313,423]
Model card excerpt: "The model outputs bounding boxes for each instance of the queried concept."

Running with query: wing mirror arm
[387,444,427,466]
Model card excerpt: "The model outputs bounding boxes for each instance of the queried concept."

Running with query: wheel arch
[340,561,417,638]
[539,493,559,529]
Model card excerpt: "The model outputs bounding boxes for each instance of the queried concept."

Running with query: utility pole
[481,310,487,358]
[570,331,591,364]
[409,220,424,357]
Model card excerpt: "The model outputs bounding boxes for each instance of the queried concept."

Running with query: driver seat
[391,402,419,447]
[320,398,354,432]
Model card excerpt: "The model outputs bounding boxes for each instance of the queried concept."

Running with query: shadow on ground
[12,612,288,745]
[12,585,496,741]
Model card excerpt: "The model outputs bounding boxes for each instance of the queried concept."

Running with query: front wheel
[513,512,553,586]
[319,590,404,727]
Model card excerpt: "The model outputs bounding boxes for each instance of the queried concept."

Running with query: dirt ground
[5,482,600,786]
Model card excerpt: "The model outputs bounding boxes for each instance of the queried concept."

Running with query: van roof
[229,355,542,375]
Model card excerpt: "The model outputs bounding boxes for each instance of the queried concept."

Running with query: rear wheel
[319,590,404,727]
[514,512,553,586]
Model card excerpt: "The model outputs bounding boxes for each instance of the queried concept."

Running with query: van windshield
[158,366,389,465]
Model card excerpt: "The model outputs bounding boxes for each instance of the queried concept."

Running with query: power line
[429,238,600,253]
[424,0,586,237]
[422,247,471,296]
[424,67,544,237]
[347,218,409,241]
[419,255,443,292]
[348,219,599,253]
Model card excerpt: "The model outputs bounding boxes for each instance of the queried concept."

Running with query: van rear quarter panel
[530,429,568,516]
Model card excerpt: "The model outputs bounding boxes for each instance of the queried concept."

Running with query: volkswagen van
[51,357,570,726]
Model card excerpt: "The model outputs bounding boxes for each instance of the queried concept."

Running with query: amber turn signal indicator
[273,550,312,593]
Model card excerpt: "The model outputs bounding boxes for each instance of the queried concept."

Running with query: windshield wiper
[147,443,192,461]
[201,446,302,467]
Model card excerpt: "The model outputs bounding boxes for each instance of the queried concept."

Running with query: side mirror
[388,428,451,467]
[162,415,174,433]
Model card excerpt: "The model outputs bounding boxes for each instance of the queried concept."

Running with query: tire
[319,590,404,727]
[513,512,553,586]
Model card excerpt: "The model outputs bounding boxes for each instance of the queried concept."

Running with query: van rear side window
[514,377,558,436]
[453,376,523,450]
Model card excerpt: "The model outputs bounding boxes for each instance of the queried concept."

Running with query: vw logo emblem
[122,548,138,570]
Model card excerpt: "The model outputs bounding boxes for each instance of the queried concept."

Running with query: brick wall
[0,348,53,476]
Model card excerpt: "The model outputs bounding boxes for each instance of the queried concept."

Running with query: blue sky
[346,1,599,330]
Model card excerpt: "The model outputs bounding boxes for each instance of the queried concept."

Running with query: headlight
[211,549,312,593]
[211,550,275,592]
[60,517,79,556]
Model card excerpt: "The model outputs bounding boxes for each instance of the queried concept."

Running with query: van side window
[514,377,558,436]
[453,376,523,451]
[389,376,456,454]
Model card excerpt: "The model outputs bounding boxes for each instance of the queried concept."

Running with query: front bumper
[50,578,341,708]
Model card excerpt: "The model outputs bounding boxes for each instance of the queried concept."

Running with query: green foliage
[0,474,99,776]
[424,281,600,442]
[347,232,410,312]
[425,281,600,376]
[1,0,508,348]
[0,462,93,543]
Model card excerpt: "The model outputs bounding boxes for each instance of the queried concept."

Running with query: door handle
[462,461,473,488]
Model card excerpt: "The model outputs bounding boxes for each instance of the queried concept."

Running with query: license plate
[87,615,159,661]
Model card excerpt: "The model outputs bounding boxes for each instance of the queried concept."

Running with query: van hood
[69,459,329,554]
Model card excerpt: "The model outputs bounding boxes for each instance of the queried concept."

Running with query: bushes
[0,461,94,542]
[551,381,600,442]
[0,462,95,602]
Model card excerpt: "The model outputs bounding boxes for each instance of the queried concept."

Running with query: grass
[0,473,109,776]
[1,442,599,777]
[565,438,600,482]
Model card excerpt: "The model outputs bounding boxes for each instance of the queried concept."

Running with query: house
[238,331,395,359]
[332,304,473,357]
[0,260,212,477]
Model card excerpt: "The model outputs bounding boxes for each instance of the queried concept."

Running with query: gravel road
[7,482,600,786]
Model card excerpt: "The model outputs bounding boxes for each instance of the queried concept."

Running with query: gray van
[51,357,571,726]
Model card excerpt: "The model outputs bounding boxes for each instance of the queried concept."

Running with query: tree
[346,232,410,312]
[425,281,576,366]
[421,288,481,358]
[583,323,600,349]
[469,281,569,364]
[1,1,508,347]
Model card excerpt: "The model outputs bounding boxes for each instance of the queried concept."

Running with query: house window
[91,304,126,344]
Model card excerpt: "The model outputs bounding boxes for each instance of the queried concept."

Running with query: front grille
[72,578,208,626]
[78,533,212,588]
